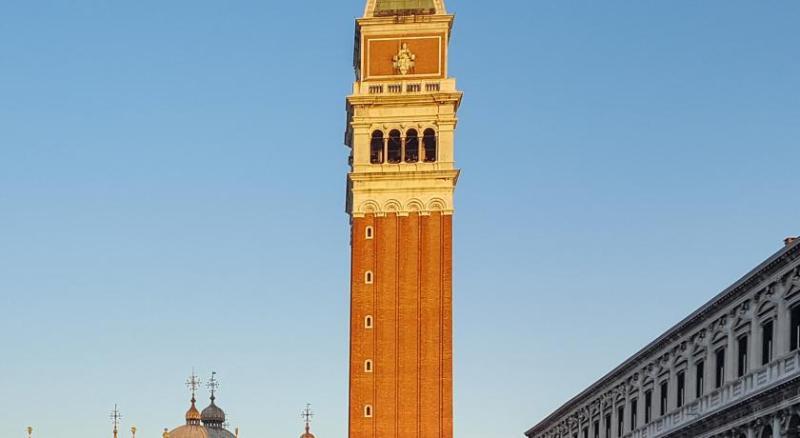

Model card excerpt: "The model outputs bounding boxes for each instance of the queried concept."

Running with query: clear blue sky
[0,1,798,437]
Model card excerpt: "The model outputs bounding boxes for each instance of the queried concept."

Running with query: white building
[526,237,800,438]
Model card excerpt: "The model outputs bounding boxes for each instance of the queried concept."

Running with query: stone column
[727,325,737,382]
[776,298,790,357]
[751,321,762,372]
[773,414,783,438]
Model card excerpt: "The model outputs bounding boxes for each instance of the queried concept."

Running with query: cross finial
[26,427,33,438]
[207,371,219,400]
[131,426,137,438]
[110,405,123,438]
[186,369,201,401]
[301,404,314,433]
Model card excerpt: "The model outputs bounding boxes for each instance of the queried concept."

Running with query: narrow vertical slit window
[792,305,800,351]
[404,129,419,163]
[630,399,637,430]
[365,271,374,284]
[364,405,373,418]
[644,390,652,423]
[583,427,589,438]
[423,128,437,162]
[659,381,668,416]
[364,315,374,329]
[593,420,599,438]
[370,131,384,164]
[387,130,402,164]
[604,414,611,438]
[364,360,373,373]
[617,406,624,437]
[676,371,685,408]
[695,361,705,398]
[715,347,726,388]
[763,320,774,365]
[365,226,374,239]
[737,335,748,377]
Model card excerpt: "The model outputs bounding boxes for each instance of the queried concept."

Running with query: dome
[168,425,208,438]
[300,432,316,438]
[186,399,202,423]
[206,429,236,438]
[201,398,226,426]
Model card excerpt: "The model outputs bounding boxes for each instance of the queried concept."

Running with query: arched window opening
[370,131,384,164]
[387,130,402,164]
[365,271,374,284]
[365,226,374,240]
[364,405,373,418]
[423,129,437,162]
[405,129,419,163]
[365,315,374,329]
[364,360,373,372]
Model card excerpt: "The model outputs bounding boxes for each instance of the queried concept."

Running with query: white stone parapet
[628,351,800,438]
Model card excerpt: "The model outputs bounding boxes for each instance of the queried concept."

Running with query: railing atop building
[356,79,455,96]
[625,351,800,438]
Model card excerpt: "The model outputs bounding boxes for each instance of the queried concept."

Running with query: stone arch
[406,198,424,213]
[360,200,381,216]
[384,199,402,214]
[427,198,447,212]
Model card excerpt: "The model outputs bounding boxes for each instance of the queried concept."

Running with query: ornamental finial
[186,369,201,402]
[110,405,122,438]
[207,371,219,401]
[27,427,33,438]
[301,403,315,433]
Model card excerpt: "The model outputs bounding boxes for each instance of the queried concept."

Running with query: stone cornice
[526,239,800,437]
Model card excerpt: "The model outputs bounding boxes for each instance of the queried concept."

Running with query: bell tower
[344,1,462,438]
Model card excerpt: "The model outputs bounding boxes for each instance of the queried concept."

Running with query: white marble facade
[526,239,800,438]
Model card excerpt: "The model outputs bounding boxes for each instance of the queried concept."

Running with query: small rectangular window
[737,336,748,377]
[695,361,705,398]
[644,390,652,423]
[763,320,774,365]
[617,406,624,437]
[676,371,685,407]
[715,348,726,388]
[630,399,637,430]
[659,381,668,416]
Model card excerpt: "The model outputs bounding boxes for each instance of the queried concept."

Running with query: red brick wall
[350,213,453,438]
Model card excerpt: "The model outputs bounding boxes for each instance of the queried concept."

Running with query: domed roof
[168,425,208,438]
[206,428,236,438]
[186,399,202,423]
[201,397,226,426]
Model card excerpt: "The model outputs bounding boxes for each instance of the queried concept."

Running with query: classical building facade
[526,238,800,438]
[344,1,462,438]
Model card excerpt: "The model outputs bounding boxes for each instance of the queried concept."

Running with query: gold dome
[169,425,208,438]
[186,399,202,423]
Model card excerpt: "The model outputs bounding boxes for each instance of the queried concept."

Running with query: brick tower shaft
[345,1,462,438]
